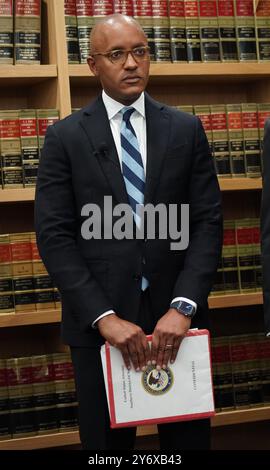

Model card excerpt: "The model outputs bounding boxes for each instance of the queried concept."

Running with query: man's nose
[124,51,137,68]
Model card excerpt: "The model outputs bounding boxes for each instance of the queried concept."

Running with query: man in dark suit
[35,14,222,450]
[261,118,270,336]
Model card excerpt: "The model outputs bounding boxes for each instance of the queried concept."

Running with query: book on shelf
[0,351,78,441]
[14,0,41,65]
[0,0,13,65]
[226,104,246,177]
[234,0,258,62]
[255,0,270,61]
[19,109,39,188]
[211,332,270,410]
[169,0,188,62]
[6,356,36,438]
[101,330,215,428]
[31,354,58,434]
[152,0,172,62]
[0,109,59,189]
[211,104,231,178]
[217,0,238,62]
[199,0,221,62]
[64,0,80,64]
[0,231,59,315]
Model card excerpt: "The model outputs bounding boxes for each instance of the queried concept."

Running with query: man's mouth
[122,76,141,84]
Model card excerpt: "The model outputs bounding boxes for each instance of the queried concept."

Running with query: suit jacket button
[133,274,141,281]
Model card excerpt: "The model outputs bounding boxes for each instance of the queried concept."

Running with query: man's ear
[87,56,99,76]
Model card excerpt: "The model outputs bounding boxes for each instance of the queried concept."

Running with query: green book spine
[75,0,95,64]
[210,104,231,177]
[194,105,213,154]
[36,109,59,155]
[19,109,39,187]
[184,0,202,61]
[235,218,256,293]
[241,103,261,177]
[223,220,240,293]
[0,0,13,64]
[226,103,246,177]
[0,234,15,314]
[0,110,23,188]
[217,0,238,62]
[152,0,171,62]
[255,0,270,61]
[14,0,41,64]
[0,358,11,439]
[169,0,188,62]
[257,102,270,173]
[7,357,37,437]
[234,0,257,61]
[198,0,221,62]
[64,0,80,64]
[10,232,35,313]
[31,354,58,434]
[133,1,155,61]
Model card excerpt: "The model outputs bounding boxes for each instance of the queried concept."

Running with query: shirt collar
[102,90,145,120]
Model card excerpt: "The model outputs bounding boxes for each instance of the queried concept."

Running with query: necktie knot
[121,107,135,124]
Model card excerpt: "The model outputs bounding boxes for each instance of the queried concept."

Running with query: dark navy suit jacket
[35,93,223,346]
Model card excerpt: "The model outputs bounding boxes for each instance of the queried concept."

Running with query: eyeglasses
[91,46,150,65]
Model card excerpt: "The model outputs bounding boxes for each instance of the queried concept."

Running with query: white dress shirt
[92,90,197,327]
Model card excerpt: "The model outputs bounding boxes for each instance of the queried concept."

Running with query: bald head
[89,14,147,55]
[87,13,150,106]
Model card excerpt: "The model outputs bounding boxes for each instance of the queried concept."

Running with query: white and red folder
[100,329,215,428]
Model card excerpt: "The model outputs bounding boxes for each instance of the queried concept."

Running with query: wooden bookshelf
[0,309,61,328]
[0,178,262,204]
[219,178,262,192]
[0,188,35,203]
[0,293,263,328]
[69,63,270,85]
[208,292,263,309]
[1,406,270,450]
[0,65,57,86]
[212,406,270,428]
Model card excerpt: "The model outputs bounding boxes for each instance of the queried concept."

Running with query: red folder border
[105,329,215,428]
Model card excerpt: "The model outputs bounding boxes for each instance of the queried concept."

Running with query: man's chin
[120,85,144,102]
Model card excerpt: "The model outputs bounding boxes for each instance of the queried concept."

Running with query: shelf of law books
[64,0,270,66]
[1,331,270,448]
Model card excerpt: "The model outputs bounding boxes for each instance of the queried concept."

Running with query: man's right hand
[97,314,150,372]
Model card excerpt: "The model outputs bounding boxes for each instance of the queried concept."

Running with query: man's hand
[97,314,151,371]
[151,308,191,369]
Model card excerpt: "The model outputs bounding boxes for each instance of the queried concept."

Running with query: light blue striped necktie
[120,107,149,291]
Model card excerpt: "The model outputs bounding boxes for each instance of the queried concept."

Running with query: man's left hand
[151,308,191,369]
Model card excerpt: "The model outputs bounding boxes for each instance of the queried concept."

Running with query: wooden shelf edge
[0,188,35,203]
[0,430,80,450]
[212,406,270,427]
[0,295,262,329]
[69,63,270,80]
[209,292,263,309]
[219,177,262,191]
[0,309,61,328]
[0,178,262,203]
[0,65,57,79]
[1,407,270,449]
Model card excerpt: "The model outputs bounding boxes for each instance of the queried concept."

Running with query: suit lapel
[79,96,129,205]
[144,93,171,205]
[79,93,171,207]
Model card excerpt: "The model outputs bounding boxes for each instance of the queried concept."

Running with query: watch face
[178,301,194,316]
